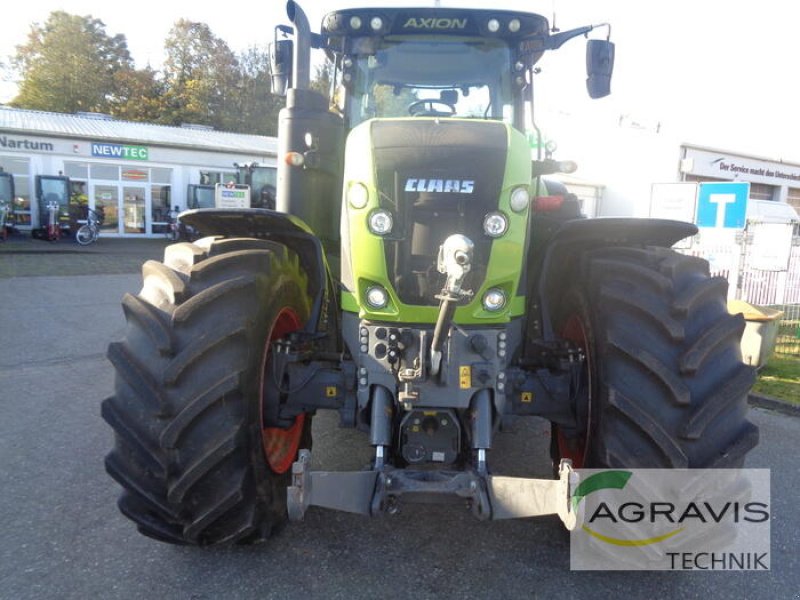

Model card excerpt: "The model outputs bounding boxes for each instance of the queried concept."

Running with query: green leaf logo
[573,470,684,546]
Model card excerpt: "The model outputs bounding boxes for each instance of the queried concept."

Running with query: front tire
[553,246,758,469]
[103,237,312,545]
[76,225,96,245]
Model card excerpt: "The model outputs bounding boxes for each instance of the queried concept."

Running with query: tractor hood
[340,118,532,324]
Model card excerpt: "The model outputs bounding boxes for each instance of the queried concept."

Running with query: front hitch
[430,234,474,376]
[287,450,581,530]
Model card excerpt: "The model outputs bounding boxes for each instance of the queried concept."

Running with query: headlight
[370,16,383,30]
[508,18,521,32]
[510,187,530,213]
[483,211,508,238]
[482,288,506,312]
[347,182,369,209]
[368,209,393,235]
[366,286,389,309]
[349,16,362,30]
[487,18,501,33]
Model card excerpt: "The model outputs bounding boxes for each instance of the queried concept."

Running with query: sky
[1,0,798,164]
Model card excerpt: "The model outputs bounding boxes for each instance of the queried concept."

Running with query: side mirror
[586,39,615,99]
[269,37,293,96]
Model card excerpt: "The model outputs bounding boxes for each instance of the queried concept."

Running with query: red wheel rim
[259,307,305,474]
[558,313,592,469]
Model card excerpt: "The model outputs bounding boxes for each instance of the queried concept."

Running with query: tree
[229,46,283,136]
[108,66,167,123]
[161,20,239,129]
[310,60,333,97]
[11,11,132,113]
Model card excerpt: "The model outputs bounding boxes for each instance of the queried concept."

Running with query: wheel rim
[259,307,305,474]
[558,313,592,468]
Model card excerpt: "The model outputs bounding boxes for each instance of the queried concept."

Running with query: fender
[180,208,339,346]
[526,217,697,342]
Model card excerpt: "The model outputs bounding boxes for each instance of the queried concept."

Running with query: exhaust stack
[286,1,311,90]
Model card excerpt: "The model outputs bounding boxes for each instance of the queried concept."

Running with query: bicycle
[76,208,102,245]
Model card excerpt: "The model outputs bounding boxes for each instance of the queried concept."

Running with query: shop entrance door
[122,185,147,234]
[92,184,119,235]
[91,183,149,236]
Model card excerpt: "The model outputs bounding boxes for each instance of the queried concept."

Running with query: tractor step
[286,450,579,529]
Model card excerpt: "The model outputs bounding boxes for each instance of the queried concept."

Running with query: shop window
[787,187,800,211]
[200,171,220,185]
[749,183,774,201]
[0,156,31,224]
[0,156,29,176]
[788,188,800,237]
[151,184,172,232]
[151,168,172,184]
[91,163,119,180]
[69,181,89,225]
[200,170,236,185]
[64,162,89,179]
[122,168,149,182]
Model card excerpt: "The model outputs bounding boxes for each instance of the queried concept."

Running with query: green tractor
[103,2,758,545]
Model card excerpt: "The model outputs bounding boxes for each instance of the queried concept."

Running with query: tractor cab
[274,7,615,132]
[236,163,277,209]
[34,175,71,237]
[323,8,547,131]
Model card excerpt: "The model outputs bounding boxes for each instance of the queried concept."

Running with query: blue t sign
[696,182,749,229]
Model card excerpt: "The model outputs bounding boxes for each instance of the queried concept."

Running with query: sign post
[696,182,749,229]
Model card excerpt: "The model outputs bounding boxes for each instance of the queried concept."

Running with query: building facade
[679,144,800,211]
[0,107,277,237]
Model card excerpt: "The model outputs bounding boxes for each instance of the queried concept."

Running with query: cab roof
[321,7,550,41]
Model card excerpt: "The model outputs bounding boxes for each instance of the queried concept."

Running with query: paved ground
[0,233,169,278]
[0,243,798,599]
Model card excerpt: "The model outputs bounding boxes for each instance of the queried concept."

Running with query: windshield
[345,38,515,127]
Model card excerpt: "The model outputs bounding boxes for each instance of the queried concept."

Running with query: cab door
[35,175,71,231]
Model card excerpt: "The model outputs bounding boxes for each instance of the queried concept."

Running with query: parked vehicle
[32,175,71,240]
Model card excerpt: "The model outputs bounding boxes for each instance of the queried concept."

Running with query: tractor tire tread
[104,237,312,546]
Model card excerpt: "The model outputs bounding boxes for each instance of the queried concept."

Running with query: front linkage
[263,233,584,528]
[288,449,579,529]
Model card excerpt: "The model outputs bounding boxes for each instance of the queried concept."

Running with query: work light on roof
[370,16,383,31]
[487,18,501,33]
[350,16,362,30]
